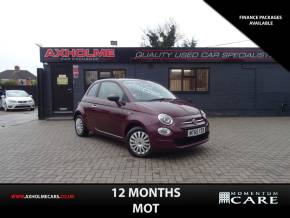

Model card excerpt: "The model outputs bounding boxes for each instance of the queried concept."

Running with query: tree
[182,38,197,48]
[1,80,17,86]
[142,19,180,47]
[142,19,197,48]
[31,80,37,86]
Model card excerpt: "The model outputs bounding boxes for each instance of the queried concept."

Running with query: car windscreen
[6,90,29,97]
[122,80,176,102]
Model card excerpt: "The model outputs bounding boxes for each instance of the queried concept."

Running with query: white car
[1,90,35,111]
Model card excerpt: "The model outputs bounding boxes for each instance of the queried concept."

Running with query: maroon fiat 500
[74,79,209,157]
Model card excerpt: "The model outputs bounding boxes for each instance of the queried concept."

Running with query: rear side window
[98,82,124,100]
[86,83,99,97]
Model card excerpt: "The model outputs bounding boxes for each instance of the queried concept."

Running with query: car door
[81,83,101,131]
[95,81,128,137]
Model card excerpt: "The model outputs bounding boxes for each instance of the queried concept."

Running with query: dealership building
[37,47,290,119]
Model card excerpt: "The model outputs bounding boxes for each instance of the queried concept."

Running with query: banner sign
[133,49,272,61]
[0,184,289,213]
[41,48,116,62]
[40,47,274,63]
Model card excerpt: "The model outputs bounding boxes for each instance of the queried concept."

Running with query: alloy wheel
[75,117,84,135]
[129,131,151,156]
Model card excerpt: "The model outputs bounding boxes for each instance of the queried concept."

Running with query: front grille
[18,101,27,103]
[182,116,205,126]
[174,132,209,147]
[15,105,30,108]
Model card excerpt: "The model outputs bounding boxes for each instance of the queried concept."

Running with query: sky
[0,0,257,75]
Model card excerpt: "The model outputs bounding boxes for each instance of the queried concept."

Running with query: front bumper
[6,102,35,110]
[147,116,210,151]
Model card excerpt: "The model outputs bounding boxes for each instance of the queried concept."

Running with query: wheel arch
[124,121,147,136]
[73,111,82,120]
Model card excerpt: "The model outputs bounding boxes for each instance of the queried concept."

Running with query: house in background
[0,66,36,86]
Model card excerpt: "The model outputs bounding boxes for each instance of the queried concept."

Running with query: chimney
[14,65,20,70]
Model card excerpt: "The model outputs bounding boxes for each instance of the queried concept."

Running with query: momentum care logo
[218,191,278,205]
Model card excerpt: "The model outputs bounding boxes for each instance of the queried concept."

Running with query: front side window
[86,83,99,97]
[123,80,176,102]
[169,68,209,92]
[98,82,124,100]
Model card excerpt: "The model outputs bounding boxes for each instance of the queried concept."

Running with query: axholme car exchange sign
[40,47,273,63]
[43,48,116,62]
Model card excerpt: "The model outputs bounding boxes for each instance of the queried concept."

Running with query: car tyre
[126,127,152,158]
[75,115,89,137]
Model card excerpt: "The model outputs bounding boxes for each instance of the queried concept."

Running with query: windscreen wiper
[148,98,175,101]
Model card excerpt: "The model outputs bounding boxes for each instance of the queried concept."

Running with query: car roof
[93,78,149,84]
[5,90,27,92]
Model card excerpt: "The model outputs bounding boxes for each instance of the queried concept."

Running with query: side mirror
[107,95,126,106]
[107,95,120,102]
[29,95,32,98]
[1,95,4,98]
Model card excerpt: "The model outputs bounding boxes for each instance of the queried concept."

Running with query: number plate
[187,127,206,137]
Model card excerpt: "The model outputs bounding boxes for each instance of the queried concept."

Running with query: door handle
[91,104,98,108]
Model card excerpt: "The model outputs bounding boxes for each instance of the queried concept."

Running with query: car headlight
[158,113,173,125]
[7,100,17,103]
[200,110,207,119]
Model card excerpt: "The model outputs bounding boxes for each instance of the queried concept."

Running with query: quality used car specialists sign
[40,47,273,63]
[133,49,272,61]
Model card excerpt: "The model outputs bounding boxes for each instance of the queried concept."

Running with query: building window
[183,69,196,91]
[84,69,126,90]
[169,68,209,92]
[169,69,182,91]
[85,70,98,90]
[113,70,126,78]
[99,71,112,79]
[196,69,209,91]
